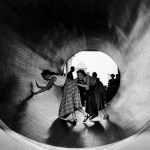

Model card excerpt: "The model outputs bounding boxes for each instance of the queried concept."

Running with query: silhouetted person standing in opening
[67,66,75,80]
[115,70,120,88]
[108,74,116,88]
[106,73,118,103]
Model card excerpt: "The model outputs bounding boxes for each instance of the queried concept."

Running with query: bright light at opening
[70,51,118,85]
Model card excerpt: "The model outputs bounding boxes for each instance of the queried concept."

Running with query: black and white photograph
[0,0,150,150]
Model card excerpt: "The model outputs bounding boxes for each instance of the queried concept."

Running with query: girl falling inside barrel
[31,69,89,124]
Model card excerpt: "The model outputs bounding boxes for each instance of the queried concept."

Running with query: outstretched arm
[77,83,88,88]
[32,77,56,95]
[77,83,89,90]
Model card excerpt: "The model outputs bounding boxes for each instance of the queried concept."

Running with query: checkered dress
[58,79,82,118]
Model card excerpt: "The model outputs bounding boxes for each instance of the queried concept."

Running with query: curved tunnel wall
[0,0,150,146]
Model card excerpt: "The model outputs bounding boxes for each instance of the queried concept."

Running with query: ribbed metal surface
[0,0,150,149]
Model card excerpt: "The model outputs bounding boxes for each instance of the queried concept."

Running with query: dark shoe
[67,118,77,124]
[83,114,90,122]
[103,114,109,120]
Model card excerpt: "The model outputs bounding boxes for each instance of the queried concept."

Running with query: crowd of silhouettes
[66,66,120,120]
[67,66,75,80]
[66,66,120,105]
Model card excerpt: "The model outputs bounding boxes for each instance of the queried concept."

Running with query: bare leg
[101,109,109,119]
[78,108,88,116]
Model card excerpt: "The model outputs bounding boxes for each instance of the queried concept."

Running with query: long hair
[92,72,97,78]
